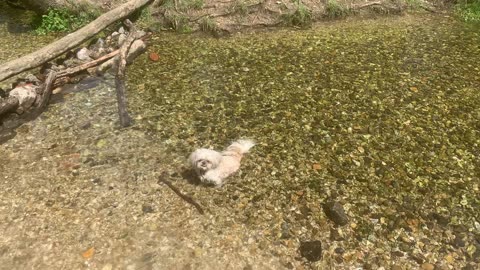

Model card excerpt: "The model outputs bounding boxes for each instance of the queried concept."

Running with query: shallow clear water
[1,6,480,267]
[129,16,480,231]
[0,2,55,64]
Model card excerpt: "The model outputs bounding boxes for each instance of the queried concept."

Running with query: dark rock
[429,212,450,226]
[299,240,322,262]
[410,253,425,264]
[334,247,344,254]
[452,234,465,248]
[80,121,91,129]
[392,250,404,257]
[323,201,349,226]
[142,204,154,214]
[91,178,102,185]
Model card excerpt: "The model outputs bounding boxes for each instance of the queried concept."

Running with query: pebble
[420,263,434,270]
[323,201,349,226]
[299,240,322,262]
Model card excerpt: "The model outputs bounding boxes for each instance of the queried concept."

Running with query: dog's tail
[228,139,255,154]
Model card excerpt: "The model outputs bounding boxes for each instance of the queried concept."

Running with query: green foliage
[325,0,349,18]
[282,0,313,27]
[455,0,480,22]
[34,8,96,35]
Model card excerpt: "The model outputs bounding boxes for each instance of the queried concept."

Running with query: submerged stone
[324,201,349,226]
[299,240,322,262]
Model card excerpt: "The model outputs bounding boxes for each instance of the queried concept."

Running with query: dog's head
[188,148,222,175]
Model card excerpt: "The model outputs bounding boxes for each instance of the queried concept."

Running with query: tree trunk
[0,0,153,83]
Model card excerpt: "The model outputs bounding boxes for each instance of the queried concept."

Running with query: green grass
[200,17,218,33]
[282,1,313,27]
[455,0,480,22]
[325,0,349,19]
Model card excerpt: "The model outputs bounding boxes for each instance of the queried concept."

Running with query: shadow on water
[0,1,36,33]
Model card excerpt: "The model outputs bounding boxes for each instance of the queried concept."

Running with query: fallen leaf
[445,254,454,264]
[312,163,322,170]
[410,86,418,92]
[82,247,95,259]
[149,52,160,62]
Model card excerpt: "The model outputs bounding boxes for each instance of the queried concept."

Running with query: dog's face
[189,149,222,175]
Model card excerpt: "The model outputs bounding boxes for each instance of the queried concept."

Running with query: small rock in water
[118,33,127,46]
[9,84,37,110]
[80,121,92,130]
[420,263,434,270]
[142,204,154,214]
[323,201,349,226]
[76,47,92,61]
[299,240,322,262]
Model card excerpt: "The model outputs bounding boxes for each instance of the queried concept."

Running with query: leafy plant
[34,8,97,35]
[34,9,72,35]
[455,0,480,22]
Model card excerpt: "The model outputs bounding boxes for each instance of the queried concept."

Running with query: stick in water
[158,173,205,215]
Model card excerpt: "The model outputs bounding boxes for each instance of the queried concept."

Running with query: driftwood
[35,71,57,111]
[0,97,19,116]
[115,20,137,127]
[158,174,205,215]
[0,0,153,82]
[56,50,120,78]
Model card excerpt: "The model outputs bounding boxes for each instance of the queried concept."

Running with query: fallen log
[0,0,153,82]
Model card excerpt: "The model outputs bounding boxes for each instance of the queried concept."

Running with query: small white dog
[189,139,255,186]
